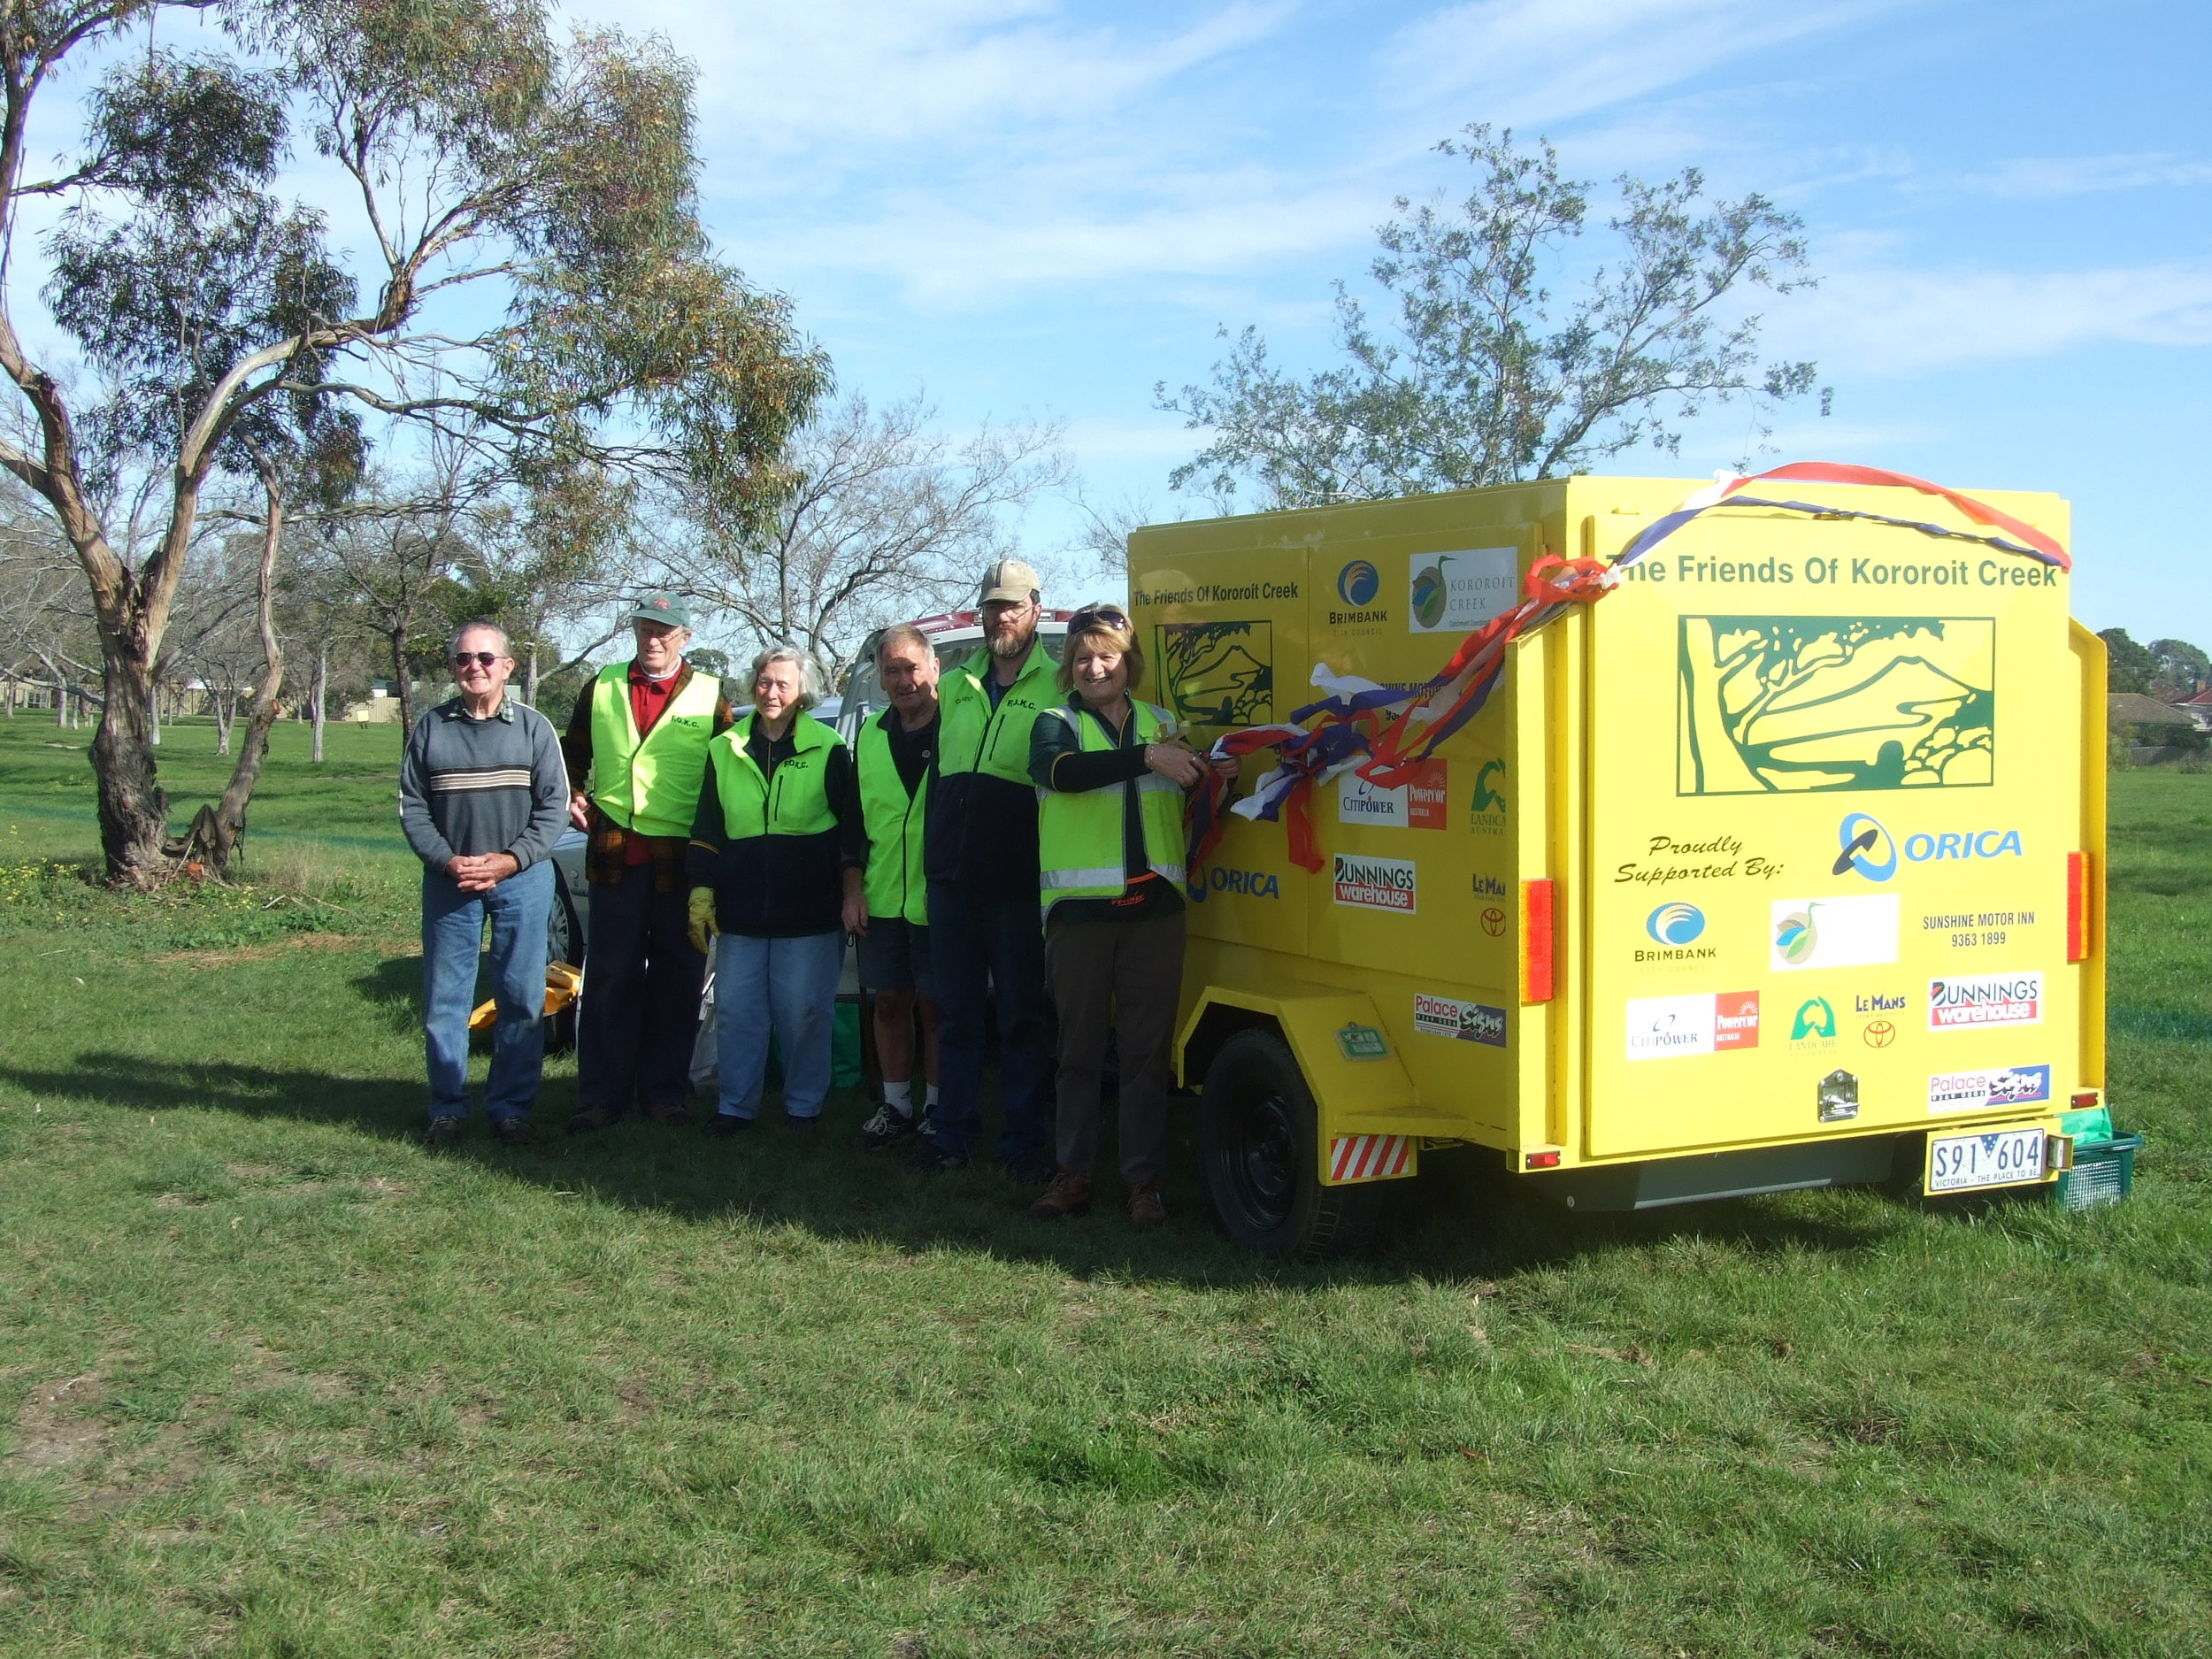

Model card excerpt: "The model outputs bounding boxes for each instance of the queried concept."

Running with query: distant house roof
[2108,692,2191,725]
[2179,687,2212,705]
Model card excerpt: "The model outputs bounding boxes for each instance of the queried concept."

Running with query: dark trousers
[1045,910,1183,1187]
[576,864,706,1111]
[927,879,1053,1165]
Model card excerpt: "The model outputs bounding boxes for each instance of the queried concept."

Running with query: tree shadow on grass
[1,1044,1904,1290]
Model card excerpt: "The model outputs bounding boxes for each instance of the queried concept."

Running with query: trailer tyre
[1199,1027,1379,1261]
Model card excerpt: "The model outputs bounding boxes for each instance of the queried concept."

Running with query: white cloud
[1957,153,2212,199]
[1784,260,2212,378]
[1378,0,1893,128]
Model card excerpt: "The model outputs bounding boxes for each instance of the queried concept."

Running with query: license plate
[1926,1125,2047,1194]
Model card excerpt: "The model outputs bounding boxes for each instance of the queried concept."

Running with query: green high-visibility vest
[856,710,929,925]
[939,638,1056,787]
[587,663,721,837]
[1035,698,1187,920]
[707,710,843,841]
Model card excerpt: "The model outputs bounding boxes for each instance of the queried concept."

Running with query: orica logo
[1834,812,1897,881]
[1646,902,1704,946]
[1187,864,1283,904]
[1836,811,2022,879]
[1336,559,1379,607]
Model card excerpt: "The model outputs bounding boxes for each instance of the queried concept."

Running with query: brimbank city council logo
[1336,559,1379,607]
[1646,902,1705,946]
[1834,811,1898,881]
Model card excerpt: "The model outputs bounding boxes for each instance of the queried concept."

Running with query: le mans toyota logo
[1337,559,1379,606]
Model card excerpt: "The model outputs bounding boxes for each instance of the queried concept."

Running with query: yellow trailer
[1130,471,2108,1258]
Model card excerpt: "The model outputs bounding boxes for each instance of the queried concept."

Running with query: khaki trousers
[1044,909,1185,1187]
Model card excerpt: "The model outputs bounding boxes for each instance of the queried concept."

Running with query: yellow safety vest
[587,663,721,837]
[707,710,842,841]
[939,638,1056,787]
[1035,698,1187,919]
[856,710,930,925]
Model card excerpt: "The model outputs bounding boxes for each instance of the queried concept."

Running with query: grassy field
[0,715,2207,1657]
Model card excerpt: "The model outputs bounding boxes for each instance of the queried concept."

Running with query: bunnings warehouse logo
[1333,853,1417,914]
[1929,972,2042,1029]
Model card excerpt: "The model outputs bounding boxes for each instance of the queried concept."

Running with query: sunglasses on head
[452,651,502,669]
[1067,603,1129,631]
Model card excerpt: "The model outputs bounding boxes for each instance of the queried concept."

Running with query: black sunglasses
[1067,603,1130,630]
[451,651,502,669]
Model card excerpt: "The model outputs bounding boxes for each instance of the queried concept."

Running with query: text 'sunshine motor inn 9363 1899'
[1126,466,2116,1256]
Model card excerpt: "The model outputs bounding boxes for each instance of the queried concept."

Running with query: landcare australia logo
[1791,996,1837,1040]
[1834,810,2023,881]
[1468,757,1509,835]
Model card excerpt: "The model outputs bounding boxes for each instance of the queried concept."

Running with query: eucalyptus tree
[1161,125,1824,509]
[0,1,825,882]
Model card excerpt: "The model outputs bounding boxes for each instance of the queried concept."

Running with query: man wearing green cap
[560,593,734,1132]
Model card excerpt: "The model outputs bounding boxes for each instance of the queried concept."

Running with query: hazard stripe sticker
[1328,1134,1414,1184]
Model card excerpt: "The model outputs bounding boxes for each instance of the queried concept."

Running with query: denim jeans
[422,858,554,1123]
[576,863,706,1113]
[713,931,843,1120]
[926,880,1053,1165]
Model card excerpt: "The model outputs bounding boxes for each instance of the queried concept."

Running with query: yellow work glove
[687,887,718,956]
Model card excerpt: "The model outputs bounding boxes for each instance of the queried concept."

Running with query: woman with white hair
[686,645,866,1132]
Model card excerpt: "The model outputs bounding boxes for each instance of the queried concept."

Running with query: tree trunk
[524,642,539,707]
[150,680,162,744]
[53,671,65,728]
[214,687,235,755]
[311,645,326,763]
[390,623,415,733]
[89,649,170,883]
[205,472,287,877]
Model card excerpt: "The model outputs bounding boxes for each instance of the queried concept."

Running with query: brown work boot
[639,1100,692,1127]
[565,1104,620,1134]
[1026,1170,1092,1220]
[1127,1182,1166,1231]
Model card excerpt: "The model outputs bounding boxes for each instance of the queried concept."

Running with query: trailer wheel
[1199,1027,1379,1261]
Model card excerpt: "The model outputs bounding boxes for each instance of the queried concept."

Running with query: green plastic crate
[2054,1133,2143,1211]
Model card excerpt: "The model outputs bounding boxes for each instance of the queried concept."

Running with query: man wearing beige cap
[916,558,1058,1176]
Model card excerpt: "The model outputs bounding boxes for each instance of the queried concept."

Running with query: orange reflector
[1522,879,1556,1002]
[1525,1149,1562,1170]
[2070,1091,2101,1110]
[2066,851,2091,963]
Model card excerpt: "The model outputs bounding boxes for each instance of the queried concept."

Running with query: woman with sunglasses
[1025,604,1235,1228]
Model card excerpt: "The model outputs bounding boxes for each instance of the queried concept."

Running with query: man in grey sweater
[399,621,572,1146]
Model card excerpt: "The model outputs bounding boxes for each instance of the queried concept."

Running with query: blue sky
[551,0,2208,639]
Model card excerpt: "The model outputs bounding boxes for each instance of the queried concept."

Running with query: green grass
[0,717,2207,1656]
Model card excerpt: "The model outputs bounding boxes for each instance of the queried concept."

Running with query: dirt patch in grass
[11,1371,110,1473]
[157,933,365,970]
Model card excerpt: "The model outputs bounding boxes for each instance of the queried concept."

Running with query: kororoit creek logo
[1336,559,1379,607]
[1646,902,1705,946]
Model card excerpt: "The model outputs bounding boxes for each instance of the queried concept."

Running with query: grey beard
[989,631,1033,658]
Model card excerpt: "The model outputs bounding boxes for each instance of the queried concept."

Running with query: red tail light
[2066,851,2091,963]
[1525,1148,1562,1170]
[1522,879,1555,1002]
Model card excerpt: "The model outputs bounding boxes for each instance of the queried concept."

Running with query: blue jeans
[422,859,554,1123]
[714,931,843,1120]
[927,880,1053,1164]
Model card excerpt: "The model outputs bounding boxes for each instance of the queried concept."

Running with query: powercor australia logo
[1333,853,1417,913]
[1834,810,2023,881]
[1186,864,1282,903]
[1468,757,1509,835]
[1331,559,1387,626]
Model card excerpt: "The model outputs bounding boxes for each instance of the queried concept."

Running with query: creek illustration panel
[1676,615,1995,795]
[1154,620,1274,729]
